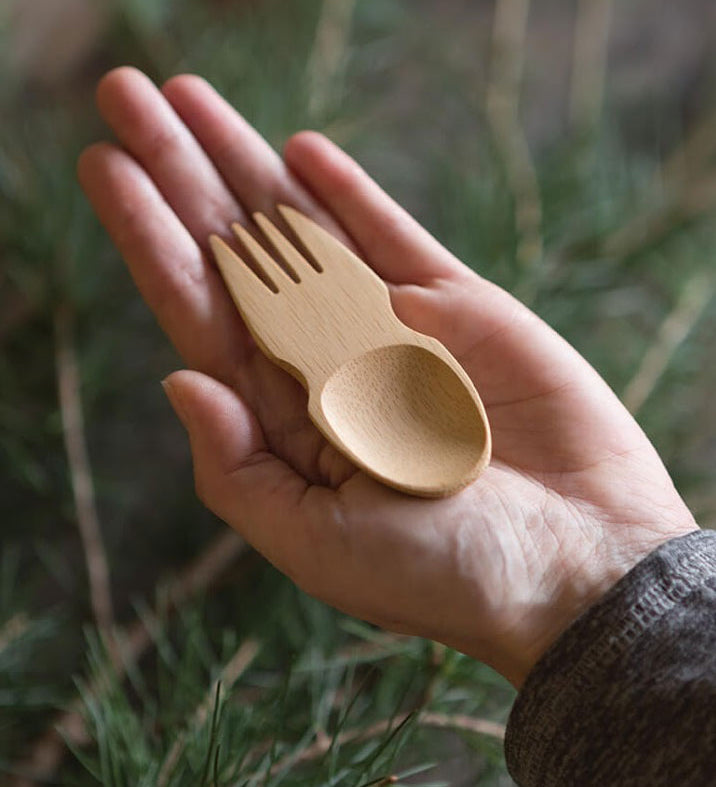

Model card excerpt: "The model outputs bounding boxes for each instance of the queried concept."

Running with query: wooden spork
[209,206,491,497]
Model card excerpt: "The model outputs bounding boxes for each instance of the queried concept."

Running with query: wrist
[497,518,699,688]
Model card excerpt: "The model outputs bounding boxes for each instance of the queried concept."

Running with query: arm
[506,529,716,786]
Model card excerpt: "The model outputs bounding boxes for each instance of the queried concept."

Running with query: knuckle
[145,126,182,165]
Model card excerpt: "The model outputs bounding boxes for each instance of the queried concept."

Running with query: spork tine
[209,205,490,497]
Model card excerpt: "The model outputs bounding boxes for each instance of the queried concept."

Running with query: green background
[1,1,715,784]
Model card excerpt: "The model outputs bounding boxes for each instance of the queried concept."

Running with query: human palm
[79,67,696,687]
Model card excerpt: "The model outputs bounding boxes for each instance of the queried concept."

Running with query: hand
[78,67,697,687]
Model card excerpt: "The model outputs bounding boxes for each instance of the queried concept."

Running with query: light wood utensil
[209,206,491,497]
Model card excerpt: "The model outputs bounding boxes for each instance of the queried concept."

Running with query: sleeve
[504,529,716,787]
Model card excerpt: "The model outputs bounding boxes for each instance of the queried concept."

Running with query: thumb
[162,369,267,480]
[160,370,313,575]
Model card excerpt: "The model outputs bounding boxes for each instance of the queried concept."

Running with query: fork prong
[232,221,296,287]
[209,234,277,303]
[278,205,355,274]
[253,212,316,279]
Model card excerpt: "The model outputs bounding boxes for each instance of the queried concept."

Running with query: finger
[96,66,245,246]
[77,142,249,381]
[283,131,464,284]
[160,74,349,242]
[161,369,336,586]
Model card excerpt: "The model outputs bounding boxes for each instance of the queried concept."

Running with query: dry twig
[597,104,716,263]
[11,528,247,786]
[0,613,30,654]
[622,271,714,415]
[249,709,505,781]
[486,0,543,276]
[569,0,613,133]
[306,0,357,120]
[660,107,716,188]
[53,302,115,644]
[602,171,716,262]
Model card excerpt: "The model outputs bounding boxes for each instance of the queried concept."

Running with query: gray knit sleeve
[504,529,716,787]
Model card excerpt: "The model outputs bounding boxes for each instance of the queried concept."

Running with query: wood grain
[210,206,490,497]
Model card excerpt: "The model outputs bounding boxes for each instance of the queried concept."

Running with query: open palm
[79,68,695,686]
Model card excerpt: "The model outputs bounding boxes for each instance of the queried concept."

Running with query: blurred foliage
[66,587,512,786]
[0,0,715,784]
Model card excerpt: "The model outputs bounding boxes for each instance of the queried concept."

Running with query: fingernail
[161,377,190,430]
